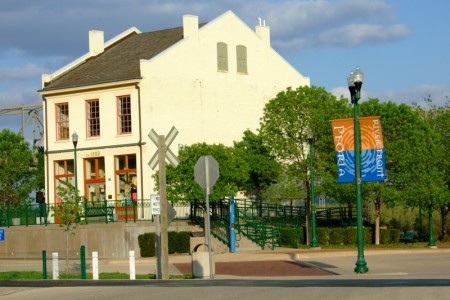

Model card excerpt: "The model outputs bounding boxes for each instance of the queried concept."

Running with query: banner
[331,116,386,183]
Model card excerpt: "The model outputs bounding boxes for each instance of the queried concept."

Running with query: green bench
[85,205,115,222]
[399,231,418,244]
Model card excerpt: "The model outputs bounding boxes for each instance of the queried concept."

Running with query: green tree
[413,96,449,240]
[259,86,351,204]
[234,130,281,203]
[52,183,83,274]
[358,99,446,241]
[159,143,249,202]
[0,129,34,207]
[31,147,45,192]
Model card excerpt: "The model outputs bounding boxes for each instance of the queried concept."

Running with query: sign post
[148,127,179,280]
[194,155,219,279]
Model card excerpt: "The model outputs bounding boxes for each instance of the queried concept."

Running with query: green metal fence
[234,199,306,249]
[0,199,191,227]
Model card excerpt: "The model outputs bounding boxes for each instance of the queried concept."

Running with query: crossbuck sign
[148,126,180,169]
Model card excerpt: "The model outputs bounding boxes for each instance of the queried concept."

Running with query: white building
[39,11,310,212]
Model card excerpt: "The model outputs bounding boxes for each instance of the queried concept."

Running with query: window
[86,100,100,137]
[115,154,137,201]
[217,42,228,72]
[236,45,247,74]
[117,96,132,134]
[54,160,75,196]
[56,103,69,140]
[84,157,106,203]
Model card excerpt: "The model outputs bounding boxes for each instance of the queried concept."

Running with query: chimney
[256,21,270,47]
[89,30,104,56]
[183,15,199,38]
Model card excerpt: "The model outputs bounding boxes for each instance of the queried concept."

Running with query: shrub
[279,226,303,248]
[316,228,330,246]
[139,231,190,257]
[379,228,401,244]
[138,233,155,257]
[329,228,345,245]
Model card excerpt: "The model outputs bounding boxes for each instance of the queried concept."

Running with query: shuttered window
[236,45,247,74]
[217,42,228,72]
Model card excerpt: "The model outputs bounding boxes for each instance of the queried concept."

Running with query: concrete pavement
[1,247,450,279]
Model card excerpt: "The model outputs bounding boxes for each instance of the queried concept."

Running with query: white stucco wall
[41,11,310,205]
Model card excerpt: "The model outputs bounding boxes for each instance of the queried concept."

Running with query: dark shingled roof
[42,26,185,91]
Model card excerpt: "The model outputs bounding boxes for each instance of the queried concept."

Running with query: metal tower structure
[0,102,44,149]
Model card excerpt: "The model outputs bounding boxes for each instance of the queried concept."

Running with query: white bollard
[52,252,59,280]
[129,250,136,280]
[92,251,99,280]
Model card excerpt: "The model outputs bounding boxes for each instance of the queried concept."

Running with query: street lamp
[428,205,436,247]
[72,132,78,191]
[347,67,369,273]
[308,135,320,248]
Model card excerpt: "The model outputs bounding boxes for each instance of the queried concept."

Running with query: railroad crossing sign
[148,126,180,169]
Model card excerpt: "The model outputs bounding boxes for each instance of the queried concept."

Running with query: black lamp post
[347,67,369,273]
[309,135,319,248]
[428,206,436,247]
[71,132,78,190]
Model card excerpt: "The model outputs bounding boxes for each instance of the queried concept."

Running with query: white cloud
[0,88,40,105]
[330,84,450,106]
[0,63,47,81]
[315,24,410,47]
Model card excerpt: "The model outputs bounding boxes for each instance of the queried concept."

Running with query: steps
[190,225,261,253]
[234,232,262,252]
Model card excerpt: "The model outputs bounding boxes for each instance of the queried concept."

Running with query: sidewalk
[3,247,450,278]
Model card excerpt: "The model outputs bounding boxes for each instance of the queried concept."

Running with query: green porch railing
[0,199,191,226]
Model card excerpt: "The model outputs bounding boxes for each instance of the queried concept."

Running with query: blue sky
[1,0,449,139]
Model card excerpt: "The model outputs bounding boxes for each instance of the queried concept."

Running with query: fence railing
[0,199,191,227]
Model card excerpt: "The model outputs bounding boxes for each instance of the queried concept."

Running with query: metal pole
[229,193,236,253]
[353,85,368,273]
[205,157,214,279]
[154,214,162,279]
[80,245,86,279]
[309,138,319,248]
[158,135,169,280]
[42,250,47,279]
[428,206,436,247]
[74,145,78,190]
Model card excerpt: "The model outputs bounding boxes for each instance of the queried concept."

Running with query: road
[1,249,449,299]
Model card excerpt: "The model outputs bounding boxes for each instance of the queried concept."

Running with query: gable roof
[41,26,187,91]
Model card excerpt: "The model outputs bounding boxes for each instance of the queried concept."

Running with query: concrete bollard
[129,250,136,280]
[92,251,99,280]
[52,252,59,280]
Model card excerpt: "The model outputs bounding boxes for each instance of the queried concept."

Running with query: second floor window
[236,45,247,74]
[56,103,69,140]
[117,95,132,134]
[86,99,100,137]
[217,42,228,72]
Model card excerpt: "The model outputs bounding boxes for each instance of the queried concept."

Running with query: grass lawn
[0,271,192,280]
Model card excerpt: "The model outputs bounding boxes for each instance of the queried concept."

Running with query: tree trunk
[66,232,69,275]
[440,206,449,241]
[374,199,382,245]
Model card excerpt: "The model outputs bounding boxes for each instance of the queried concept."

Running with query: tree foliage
[159,143,249,202]
[413,96,449,239]
[233,130,281,201]
[259,85,351,203]
[0,129,34,207]
[52,183,83,235]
